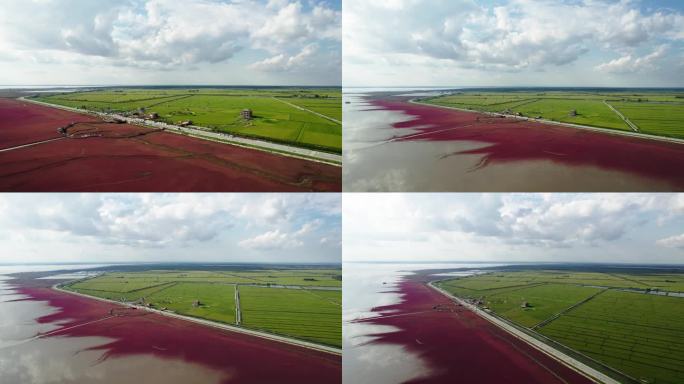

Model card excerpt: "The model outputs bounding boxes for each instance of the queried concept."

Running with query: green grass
[611,102,684,139]
[541,291,684,384]
[484,284,601,328]
[422,91,684,139]
[437,270,684,384]
[34,88,342,152]
[64,268,341,347]
[240,286,341,347]
[146,282,236,324]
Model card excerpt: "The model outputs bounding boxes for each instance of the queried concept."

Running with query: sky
[0,193,341,264]
[344,0,684,87]
[344,193,684,264]
[0,0,341,86]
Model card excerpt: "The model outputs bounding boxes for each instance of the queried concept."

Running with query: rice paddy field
[240,286,341,347]
[436,270,684,384]
[62,268,342,347]
[33,88,342,152]
[422,91,684,139]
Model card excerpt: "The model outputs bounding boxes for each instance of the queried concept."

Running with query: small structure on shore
[192,299,202,308]
[569,109,578,117]
[241,109,253,120]
[521,301,530,308]
[179,120,193,127]
[147,112,159,120]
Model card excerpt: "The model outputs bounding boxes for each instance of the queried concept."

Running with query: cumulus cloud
[239,229,303,250]
[344,193,684,263]
[0,0,340,73]
[0,194,340,257]
[657,233,684,249]
[239,219,325,251]
[249,44,319,72]
[596,45,668,73]
[344,0,684,85]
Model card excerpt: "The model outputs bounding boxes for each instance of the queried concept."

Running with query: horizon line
[0,84,342,88]
[344,260,684,266]
[342,85,684,89]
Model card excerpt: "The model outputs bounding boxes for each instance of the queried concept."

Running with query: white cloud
[343,0,684,86]
[250,44,319,72]
[239,218,324,251]
[0,0,340,81]
[596,45,668,73]
[0,193,341,263]
[657,233,684,249]
[344,193,684,264]
[239,229,303,250]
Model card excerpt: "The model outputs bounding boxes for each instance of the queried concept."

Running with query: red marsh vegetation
[357,271,593,384]
[372,98,684,190]
[0,98,340,192]
[10,275,341,384]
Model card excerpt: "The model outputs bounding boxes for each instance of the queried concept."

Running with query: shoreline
[426,279,627,384]
[53,282,341,355]
[409,98,684,146]
[19,97,342,166]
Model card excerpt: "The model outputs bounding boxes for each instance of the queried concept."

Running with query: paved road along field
[11,272,341,383]
[354,271,596,384]
[345,94,684,191]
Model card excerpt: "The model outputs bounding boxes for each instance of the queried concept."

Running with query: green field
[436,270,684,383]
[63,268,342,347]
[240,286,341,347]
[34,88,342,152]
[421,91,684,139]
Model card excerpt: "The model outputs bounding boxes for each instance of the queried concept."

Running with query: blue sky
[344,193,684,264]
[344,0,684,87]
[0,194,341,264]
[0,0,341,86]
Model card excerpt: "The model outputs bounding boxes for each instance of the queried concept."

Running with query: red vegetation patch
[360,272,593,384]
[0,98,340,191]
[0,98,100,149]
[12,278,340,384]
[373,98,684,189]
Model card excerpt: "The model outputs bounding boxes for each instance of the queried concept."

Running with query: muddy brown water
[0,275,227,384]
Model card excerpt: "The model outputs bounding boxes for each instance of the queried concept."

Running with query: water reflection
[0,266,241,384]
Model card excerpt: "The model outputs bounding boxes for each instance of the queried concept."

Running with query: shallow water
[0,269,227,384]
[0,265,342,384]
[343,93,681,192]
[342,263,500,384]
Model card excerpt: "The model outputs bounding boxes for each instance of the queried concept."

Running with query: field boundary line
[532,288,608,330]
[143,281,179,301]
[603,100,639,132]
[0,137,66,152]
[235,284,242,326]
[428,280,632,384]
[447,281,543,293]
[410,99,684,145]
[272,97,341,125]
[53,283,341,355]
